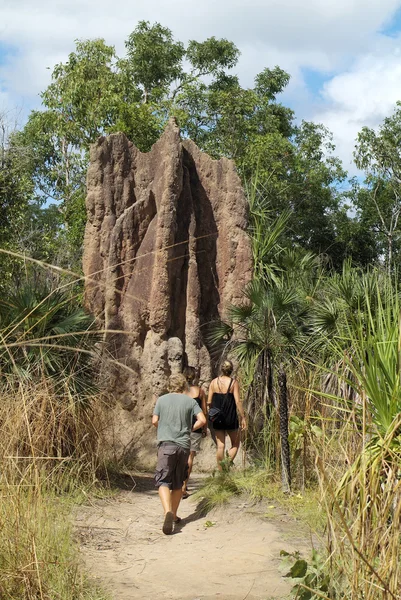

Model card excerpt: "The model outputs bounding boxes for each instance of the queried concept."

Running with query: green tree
[174,66,292,158]
[354,103,401,272]
[18,39,129,266]
[124,21,185,104]
[0,114,36,284]
[18,21,357,268]
[15,202,64,264]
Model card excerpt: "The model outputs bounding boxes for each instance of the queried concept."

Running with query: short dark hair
[183,366,196,383]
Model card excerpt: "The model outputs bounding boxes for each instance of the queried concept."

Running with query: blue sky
[2,0,401,173]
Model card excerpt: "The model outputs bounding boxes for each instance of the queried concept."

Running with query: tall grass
[0,487,108,600]
[312,277,401,599]
[0,380,110,600]
[200,266,401,598]
[0,265,112,600]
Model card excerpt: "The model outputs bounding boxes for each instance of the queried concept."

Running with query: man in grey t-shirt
[152,373,206,535]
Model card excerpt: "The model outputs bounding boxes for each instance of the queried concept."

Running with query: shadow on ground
[100,470,209,525]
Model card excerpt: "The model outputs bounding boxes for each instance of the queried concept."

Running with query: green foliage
[281,549,332,599]
[111,101,162,152]
[0,116,36,282]
[0,280,97,398]
[289,416,323,457]
[125,21,185,102]
[329,273,401,434]
[354,103,401,271]
[17,39,127,265]
[41,38,125,147]
[19,203,64,263]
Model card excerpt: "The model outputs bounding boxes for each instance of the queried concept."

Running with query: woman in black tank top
[182,366,207,498]
[208,360,247,470]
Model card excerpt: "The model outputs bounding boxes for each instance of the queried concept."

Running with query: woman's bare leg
[215,429,226,469]
[227,429,240,463]
[182,451,196,494]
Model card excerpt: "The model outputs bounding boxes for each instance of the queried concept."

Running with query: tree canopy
[0,20,398,274]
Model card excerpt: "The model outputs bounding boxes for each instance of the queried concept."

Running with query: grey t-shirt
[153,393,202,449]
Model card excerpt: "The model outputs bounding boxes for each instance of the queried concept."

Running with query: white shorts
[190,432,202,453]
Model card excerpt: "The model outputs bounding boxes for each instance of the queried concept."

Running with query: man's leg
[158,484,172,514]
[215,429,226,469]
[155,444,176,534]
[172,447,190,522]
[171,488,183,519]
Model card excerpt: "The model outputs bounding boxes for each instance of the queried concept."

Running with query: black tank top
[210,378,239,431]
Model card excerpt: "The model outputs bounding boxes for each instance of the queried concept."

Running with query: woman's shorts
[190,432,202,453]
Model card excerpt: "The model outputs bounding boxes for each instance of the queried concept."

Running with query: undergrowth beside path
[0,383,111,600]
[0,487,110,600]
[194,467,325,534]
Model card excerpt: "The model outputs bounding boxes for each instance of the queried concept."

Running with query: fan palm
[211,276,311,490]
[0,280,97,399]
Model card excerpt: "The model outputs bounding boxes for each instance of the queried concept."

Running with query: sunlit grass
[0,486,110,600]
[0,380,112,599]
[194,467,325,533]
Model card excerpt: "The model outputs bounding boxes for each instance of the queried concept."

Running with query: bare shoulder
[209,377,218,391]
[188,385,199,398]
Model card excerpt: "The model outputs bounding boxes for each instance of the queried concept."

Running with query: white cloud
[314,35,401,171]
[1,0,401,170]
[1,0,400,90]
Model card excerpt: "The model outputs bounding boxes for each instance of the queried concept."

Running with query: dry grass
[0,383,110,600]
[0,382,108,489]
[315,418,401,599]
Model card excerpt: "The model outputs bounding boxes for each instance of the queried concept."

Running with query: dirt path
[76,474,310,600]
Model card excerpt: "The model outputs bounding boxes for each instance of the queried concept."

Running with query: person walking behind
[152,373,206,535]
[208,360,247,470]
[182,366,207,499]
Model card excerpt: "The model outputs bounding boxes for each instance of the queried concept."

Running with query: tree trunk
[262,350,270,420]
[278,367,291,493]
[267,350,276,408]
[388,232,393,274]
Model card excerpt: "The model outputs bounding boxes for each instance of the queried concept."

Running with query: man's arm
[192,409,206,432]
[152,398,160,428]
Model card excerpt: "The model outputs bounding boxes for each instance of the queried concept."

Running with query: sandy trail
[76,474,309,600]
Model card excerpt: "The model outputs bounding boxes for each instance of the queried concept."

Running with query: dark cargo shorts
[155,442,190,490]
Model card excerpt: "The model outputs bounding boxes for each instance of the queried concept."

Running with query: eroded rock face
[83,119,252,459]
